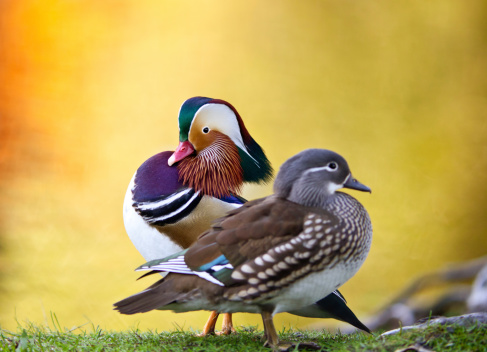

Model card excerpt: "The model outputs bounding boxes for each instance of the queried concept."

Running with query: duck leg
[261,311,279,349]
[217,313,235,335]
[262,311,320,351]
[199,311,219,336]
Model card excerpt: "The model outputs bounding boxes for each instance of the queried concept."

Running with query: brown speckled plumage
[208,193,372,302]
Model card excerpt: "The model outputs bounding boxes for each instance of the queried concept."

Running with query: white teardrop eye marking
[304,162,339,175]
[325,161,338,171]
[202,126,210,134]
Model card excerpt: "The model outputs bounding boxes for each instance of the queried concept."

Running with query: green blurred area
[0,0,486,332]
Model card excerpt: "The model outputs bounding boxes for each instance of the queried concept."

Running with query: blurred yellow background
[1,0,486,332]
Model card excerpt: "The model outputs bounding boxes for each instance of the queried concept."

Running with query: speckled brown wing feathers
[185,196,311,270]
[184,195,351,302]
[221,210,348,302]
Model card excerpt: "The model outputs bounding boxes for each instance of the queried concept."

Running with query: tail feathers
[114,278,179,315]
[287,292,371,333]
[314,294,371,333]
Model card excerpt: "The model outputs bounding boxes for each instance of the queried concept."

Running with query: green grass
[1,323,486,351]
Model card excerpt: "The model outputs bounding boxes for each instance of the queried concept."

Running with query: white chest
[123,175,240,261]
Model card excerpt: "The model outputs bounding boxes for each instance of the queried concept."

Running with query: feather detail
[137,253,234,287]
[208,99,273,184]
[177,133,243,198]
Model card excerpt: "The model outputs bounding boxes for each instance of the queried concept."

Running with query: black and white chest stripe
[133,188,203,226]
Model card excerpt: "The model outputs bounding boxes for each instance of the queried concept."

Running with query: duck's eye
[327,162,338,171]
[202,127,210,134]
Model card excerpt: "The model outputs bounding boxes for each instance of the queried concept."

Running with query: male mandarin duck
[123,96,272,334]
[115,149,373,350]
[122,97,370,335]
[123,97,272,259]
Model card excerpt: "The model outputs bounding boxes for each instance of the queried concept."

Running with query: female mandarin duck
[115,149,373,350]
[123,97,369,335]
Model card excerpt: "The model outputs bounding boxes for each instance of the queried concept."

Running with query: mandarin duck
[115,148,373,349]
[123,96,272,334]
[123,97,272,260]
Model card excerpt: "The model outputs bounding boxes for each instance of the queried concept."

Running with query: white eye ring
[202,126,210,134]
[326,162,338,171]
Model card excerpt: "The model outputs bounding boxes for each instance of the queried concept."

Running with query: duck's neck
[177,135,244,198]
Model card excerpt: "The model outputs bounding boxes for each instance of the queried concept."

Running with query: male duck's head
[168,97,273,198]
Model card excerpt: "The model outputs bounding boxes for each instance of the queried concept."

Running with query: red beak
[168,141,195,166]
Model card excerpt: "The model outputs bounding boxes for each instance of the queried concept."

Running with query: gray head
[273,149,371,207]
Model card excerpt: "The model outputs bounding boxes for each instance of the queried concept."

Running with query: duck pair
[116,97,373,349]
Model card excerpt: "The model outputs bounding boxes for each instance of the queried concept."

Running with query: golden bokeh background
[1,0,486,332]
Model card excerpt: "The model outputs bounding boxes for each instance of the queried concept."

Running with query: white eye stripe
[304,164,337,174]
[304,166,327,174]
[191,103,259,164]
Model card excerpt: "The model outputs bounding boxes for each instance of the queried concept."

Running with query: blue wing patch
[218,194,247,205]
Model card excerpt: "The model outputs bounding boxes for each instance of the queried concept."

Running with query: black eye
[202,127,210,134]
[327,162,338,170]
